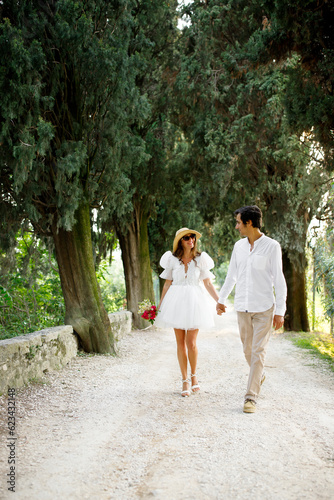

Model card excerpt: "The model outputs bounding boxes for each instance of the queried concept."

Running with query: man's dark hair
[234,205,263,229]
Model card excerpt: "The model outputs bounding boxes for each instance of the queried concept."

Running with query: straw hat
[173,227,202,253]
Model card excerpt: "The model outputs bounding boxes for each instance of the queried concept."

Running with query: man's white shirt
[218,234,287,316]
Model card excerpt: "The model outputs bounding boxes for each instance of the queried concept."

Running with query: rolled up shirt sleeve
[218,235,287,315]
[218,246,237,305]
[271,243,287,316]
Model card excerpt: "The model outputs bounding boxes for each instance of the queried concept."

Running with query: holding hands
[216,303,226,315]
[216,302,284,330]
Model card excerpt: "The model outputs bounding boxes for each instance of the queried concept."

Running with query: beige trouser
[237,305,274,402]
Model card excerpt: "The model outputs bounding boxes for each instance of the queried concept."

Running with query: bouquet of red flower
[138,300,157,325]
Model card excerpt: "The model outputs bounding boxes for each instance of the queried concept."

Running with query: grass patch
[288,332,334,372]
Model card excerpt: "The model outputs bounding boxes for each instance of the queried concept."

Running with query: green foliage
[305,249,331,334]
[0,0,147,238]
[148,178,205,274]
[103,0,180,233]
[289,333,334,372]
[96,255,126,314]
[1,0,333,339]
[0,233,64,340]
[314,230,334,321]
[0,1,167,347]
[213,261,230,289]
[259,0,334,161]
[165,0,334,331]
[0,232,128,338]
[171,0,333,282]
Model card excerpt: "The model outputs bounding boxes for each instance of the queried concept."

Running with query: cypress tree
[172,0,332,330]
[0,0,146,351]
[104,0,179,327]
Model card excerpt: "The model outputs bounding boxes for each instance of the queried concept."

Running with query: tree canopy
[0,0,147,236]
[167,0,334,329]
[0,0,154,350]
[1,0,333,343]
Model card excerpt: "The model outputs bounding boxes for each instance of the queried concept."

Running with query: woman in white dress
[156,228,219,397]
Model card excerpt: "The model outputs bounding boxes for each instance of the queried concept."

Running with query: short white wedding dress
[155,251,217,331]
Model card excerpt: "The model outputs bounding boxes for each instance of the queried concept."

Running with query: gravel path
[1,307,334,500]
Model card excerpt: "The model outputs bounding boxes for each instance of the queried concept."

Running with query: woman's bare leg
[186,329,200,392]
[174,329,189,394]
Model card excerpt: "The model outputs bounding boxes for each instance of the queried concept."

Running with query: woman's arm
[203,278,219,302]
[157,279,172,310]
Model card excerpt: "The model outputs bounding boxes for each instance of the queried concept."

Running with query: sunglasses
[182,234,196,241]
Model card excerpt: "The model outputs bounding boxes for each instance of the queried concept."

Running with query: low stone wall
[0,310,132,394]
[0,325,78,395]
[108,311,132,342]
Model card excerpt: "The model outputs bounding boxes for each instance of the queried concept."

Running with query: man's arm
[271,242,287,328]
[216,246,238,314]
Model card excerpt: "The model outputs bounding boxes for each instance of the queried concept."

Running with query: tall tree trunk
[52,203,115,353]
[117,207,154,329]
[283,250,310,332]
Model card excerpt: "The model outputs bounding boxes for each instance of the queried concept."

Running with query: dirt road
[1,307,334,499]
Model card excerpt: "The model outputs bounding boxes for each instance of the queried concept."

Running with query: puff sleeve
[198,251,215,281]
[159,251,174,280]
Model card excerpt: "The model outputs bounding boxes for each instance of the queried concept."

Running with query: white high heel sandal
[181,379,191,397]
[191,373,200,393]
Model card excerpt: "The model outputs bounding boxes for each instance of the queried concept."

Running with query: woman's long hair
[173,237,201,261]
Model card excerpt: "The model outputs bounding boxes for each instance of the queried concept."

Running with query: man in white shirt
[216,205,287,413]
